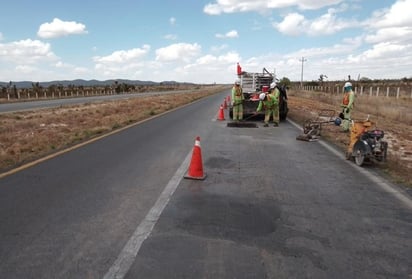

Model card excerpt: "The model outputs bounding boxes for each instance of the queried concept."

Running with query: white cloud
[170,17,176,25]
[164,34,178,40]
[0,39,58,64]
[365,27,412,44]
[349,42,410,62]
[363,0,412,45]
[155,43,201,63]
[210,44,228,52]
[93,45,151,64]
[215,30,239,38]
[307,9,356,35]
[274,13,306,36]
[196,51,240,65]
[372,0,412,28]
[15,64,37,74]
[285,40,361,59]
[37,18,88,39]
[204,0,344,15]
[274,8,357,36]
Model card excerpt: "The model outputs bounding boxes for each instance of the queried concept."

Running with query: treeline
[0,81,202,100]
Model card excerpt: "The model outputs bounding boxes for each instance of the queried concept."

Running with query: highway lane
[0,90,226,278]
[0,89,199,113]
[122,116,412,277]
[0,89,411,278]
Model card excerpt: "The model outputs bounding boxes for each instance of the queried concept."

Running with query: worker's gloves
[345,108,350,113]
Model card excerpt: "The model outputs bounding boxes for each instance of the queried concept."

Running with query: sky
[0,0,411,84]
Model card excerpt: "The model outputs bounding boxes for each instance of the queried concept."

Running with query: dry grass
[1,85,411,187]
[287,89,412,187]
[0,86,227,173]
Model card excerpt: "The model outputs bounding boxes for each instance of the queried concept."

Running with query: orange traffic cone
[217,104,225,121]
[223,98,228,109]
[184,136,206,180]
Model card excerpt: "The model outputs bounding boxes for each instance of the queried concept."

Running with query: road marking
[0,98,202,180]
[288,118,412,211]
[102,151,192,279]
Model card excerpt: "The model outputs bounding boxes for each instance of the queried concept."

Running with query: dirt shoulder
[1,86,411,187]
[287,91,412,187]
[0,86,227,175]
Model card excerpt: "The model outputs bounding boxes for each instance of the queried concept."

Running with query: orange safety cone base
[184,172,207,180]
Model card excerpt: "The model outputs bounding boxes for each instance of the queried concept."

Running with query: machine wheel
[353,145,365,166]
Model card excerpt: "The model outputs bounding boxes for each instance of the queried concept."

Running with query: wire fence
[293,85,412,99]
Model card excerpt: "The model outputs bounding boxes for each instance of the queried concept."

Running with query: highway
[0,89,411,278]
[0,89,198,113]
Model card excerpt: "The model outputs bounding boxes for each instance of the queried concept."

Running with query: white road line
[103,152,192,279]
[288,118,412,211]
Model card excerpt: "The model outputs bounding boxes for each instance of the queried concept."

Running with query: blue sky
[0,0,411,84]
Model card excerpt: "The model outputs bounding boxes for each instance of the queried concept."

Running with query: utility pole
[300,57,307,89]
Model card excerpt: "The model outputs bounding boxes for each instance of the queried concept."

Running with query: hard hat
[235,79,241,85]
[259,93,266,100]
[334,118,342,126]
[270,82,276,89]
[344,82,352,88]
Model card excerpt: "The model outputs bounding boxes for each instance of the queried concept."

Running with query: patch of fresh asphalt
[103,117,412,279]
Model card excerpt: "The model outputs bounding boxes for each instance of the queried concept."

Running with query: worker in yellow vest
[231,78,244,121]
[340,82,355,132]
[268,82,280,126]
[257,93,278,127]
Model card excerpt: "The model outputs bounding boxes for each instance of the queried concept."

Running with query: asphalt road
[0,89,411,279]
[0,89,196,113]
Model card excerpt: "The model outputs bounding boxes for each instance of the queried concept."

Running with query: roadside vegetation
[0,84,411,187]
[287,89,412,187]
[0,86,227,174]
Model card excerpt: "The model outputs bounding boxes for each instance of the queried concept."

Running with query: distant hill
[0,79,195,89]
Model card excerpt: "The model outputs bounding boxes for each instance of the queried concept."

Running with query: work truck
[229,67,288,120]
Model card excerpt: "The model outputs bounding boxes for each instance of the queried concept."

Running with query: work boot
[263,123,269,127]
[273,122,279,127]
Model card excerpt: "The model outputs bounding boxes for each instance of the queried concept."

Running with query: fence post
[396,87,400,99]
[386,87,390,97]
[369,87,373,96]
[376,87,380,97]
[360,86,363,96]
